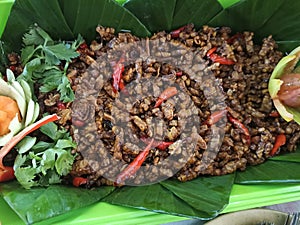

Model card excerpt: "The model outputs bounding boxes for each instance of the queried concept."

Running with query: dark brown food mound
[18,24,300,187]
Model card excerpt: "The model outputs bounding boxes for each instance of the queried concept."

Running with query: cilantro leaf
[19,25,82,102]
[31,141,54,152]
[39,121,58,140]
[14,166,39,189]
[57,75,75,102]
[14,122,76,189]
[39,170,61,186]
[14,154,39,189]
[44,43,79,62]
[39,69,65,92]
[22,27,46,46]
[55,150,74,176]
[40,149,56,175]
[21,45,37,65]
[22,24,54,46]
[55,139,77,149]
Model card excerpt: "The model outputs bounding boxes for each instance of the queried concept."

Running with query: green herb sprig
[13,121,76,189]
[18,24,83,103]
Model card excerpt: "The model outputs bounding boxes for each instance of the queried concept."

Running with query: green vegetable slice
[0,69,39,146]
[16,136,37,154]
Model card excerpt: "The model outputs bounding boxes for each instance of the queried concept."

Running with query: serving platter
[1,0,300,224]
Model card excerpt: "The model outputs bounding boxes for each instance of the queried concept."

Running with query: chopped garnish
[18,25,83,103]
[0,114,60,170]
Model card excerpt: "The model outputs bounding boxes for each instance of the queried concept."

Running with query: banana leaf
[160,174,235,214]
[0,181,115,224]
[123,0,177,32]
[235,161,300,184]
[103,183,214,219]
[270,152,300,163]
[58,0,151,42]
[208,0,300,50]
[1,0,72,53]
[2,0,300,224]
[104,174,235,220]
[123,0,223,32]
[1,0,150,53]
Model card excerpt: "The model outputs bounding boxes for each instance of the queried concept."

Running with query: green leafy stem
[18,25,83,103]
[14,121,76,189]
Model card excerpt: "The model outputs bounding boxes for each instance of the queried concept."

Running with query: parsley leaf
[22,25,50,46]
[18,25,83,102]
[57,75,75,103]
[44,43,80,64]
[14,122,76,189]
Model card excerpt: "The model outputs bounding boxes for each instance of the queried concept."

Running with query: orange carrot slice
[0,114,60,169]
[0,96,21,136]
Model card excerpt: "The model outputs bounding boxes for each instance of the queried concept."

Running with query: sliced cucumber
[19,79,32,102]
[24,99,35,127]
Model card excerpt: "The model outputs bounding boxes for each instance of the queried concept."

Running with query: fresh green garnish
[13,121,76,189]
[0,25,80,188]
[18,24,83,103]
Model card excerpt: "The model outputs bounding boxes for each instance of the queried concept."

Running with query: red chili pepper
[112,56,125,93]
[154,87,178,108]
[112,64,124,92]
[114,139,154,186]
[170,25,187,38]
[204,109,228,126]
[270,134,286,156]
[226,33,243,44]
[206,47,217,57]
[9,65,16,72]
[140,137,173,151]
[57,102,66,110]
[0,166,15,182]
[207,47,235,65]
[119,78,125,90]
[79,43,88,49]
[269,111,280,117]
[156,141,174,151]
[211,55,235,65]
[175,71,183,76]
[72,177,88,187]
[228,115,251,145]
